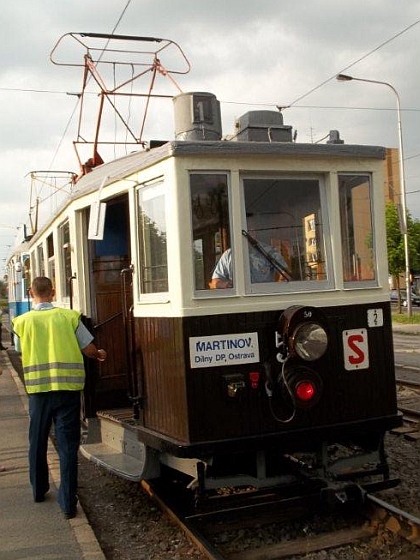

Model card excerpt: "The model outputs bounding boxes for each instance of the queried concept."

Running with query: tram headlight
[290,322,328,361]
[279,305,329,362]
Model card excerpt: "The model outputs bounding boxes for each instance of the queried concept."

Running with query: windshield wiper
[242,230,292,282]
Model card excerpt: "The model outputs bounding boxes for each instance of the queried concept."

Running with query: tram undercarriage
[80,406,400,513]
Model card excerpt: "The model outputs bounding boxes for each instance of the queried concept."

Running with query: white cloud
[2,0,420,272]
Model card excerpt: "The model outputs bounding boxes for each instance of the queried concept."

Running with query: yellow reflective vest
[13,308,85,393]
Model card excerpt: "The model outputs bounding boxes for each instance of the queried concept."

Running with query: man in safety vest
[12,276,107,519]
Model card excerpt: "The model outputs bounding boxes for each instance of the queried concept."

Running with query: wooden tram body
[9,93,401,500]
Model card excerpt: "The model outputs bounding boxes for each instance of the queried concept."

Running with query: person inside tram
[209,235,291,289]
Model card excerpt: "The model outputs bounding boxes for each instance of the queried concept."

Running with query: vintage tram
[8,84,401,505]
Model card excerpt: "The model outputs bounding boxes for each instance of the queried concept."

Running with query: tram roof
[17,138,386,249]
[74,140,386,197]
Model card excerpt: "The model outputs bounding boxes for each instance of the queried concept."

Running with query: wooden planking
[138,316,189,442]
[227,526,374,560]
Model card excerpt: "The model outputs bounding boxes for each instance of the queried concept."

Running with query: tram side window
[60,221,72,297]
[339,174,375,283]
[22,256,31,299]
[190,173,230,290]
[37,244,45,276]
[243,177,327,285]
[47,233,56,296]
[137,181,168,294]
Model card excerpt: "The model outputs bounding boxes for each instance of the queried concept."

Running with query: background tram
[6,245,31,325]
[11,91,401,504]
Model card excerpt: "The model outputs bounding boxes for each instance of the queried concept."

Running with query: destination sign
[189,332,260,369]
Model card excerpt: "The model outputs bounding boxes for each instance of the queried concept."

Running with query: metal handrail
[93,311,123,330]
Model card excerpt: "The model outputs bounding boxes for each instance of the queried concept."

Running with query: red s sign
[342,329,369,371]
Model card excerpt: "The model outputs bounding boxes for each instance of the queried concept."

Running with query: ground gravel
[77,431,420,560]
[5,331,420,559]
[77,455,208,560]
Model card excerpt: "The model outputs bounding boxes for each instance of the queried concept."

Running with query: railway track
[366,494,420,547]
[395,376,420,440]
[141,479,420,560]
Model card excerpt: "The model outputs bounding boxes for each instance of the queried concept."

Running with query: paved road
[393,330,420,372]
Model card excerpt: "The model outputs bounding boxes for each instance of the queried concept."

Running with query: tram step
[80,442,144,481]
[94,413,143,457]
[80,415,161,481]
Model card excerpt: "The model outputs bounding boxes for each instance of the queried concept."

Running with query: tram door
[87,195,132,411]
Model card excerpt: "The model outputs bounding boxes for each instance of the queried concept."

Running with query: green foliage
[385,202,404,278]
[392,312,420,324]
[0,280,6,300]
[385,202,420,281]
[409,219,420,272]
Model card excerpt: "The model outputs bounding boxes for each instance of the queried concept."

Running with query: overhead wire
[3,13,420,120]
[5,8,420,223]
[287,16,420,108]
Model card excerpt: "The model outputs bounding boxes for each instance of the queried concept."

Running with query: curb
[1,351,107,560]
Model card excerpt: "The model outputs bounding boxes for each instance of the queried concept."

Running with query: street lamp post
[336,73,412,316]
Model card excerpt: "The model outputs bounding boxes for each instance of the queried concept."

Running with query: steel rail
[141,480,226,560]
[366,493,420,546]
[396,377,420,389]
[140,476,420,559]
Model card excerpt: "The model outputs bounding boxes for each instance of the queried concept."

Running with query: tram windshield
[243,177,326,287]
[191,172,376,293]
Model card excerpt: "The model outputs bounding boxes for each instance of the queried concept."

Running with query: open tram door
[83,194,134,416]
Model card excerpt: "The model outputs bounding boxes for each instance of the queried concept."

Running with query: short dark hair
[31,277,53,297]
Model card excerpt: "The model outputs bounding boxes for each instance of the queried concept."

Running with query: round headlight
[290,322,328,361]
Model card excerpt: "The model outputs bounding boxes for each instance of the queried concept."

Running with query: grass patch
[392,312,420,324]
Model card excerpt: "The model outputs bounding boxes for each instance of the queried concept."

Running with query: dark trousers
[28,391,81,513]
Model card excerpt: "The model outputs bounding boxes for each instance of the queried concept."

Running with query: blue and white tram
[6,245,31,323]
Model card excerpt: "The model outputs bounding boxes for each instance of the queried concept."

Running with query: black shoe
[63,509,77,519]
[0,345,6,351]
[34,484,50,502]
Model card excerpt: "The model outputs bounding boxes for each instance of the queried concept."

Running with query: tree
[386,202,405,285]
[385,202,420,310]
[409,219,420,273]
[0,279,6,300]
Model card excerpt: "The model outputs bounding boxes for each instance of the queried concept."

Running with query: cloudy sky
[2,0,420,276]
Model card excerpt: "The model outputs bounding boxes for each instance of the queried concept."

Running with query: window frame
[59,220,72,299]
[240,172,333,295]
[136,178,169,303]
[338,172,377,288]
[46,232,56,295]
[189,171,234,295]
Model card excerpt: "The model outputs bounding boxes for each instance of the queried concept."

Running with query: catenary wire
[286,16,420,107]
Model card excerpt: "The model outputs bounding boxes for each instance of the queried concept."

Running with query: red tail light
[282,364,322,408]
[295,381,316,402]
[249,371,260,389]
